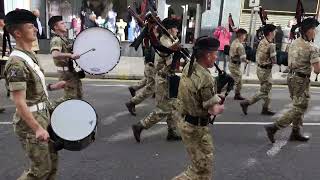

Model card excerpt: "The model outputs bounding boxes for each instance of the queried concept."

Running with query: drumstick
[79,48,96,57]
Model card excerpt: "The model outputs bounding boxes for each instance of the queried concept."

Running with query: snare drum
[73,27,121,75]
[48,99,97,151]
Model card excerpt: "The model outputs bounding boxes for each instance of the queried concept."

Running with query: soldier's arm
[200,77,222,109]
[237,45,248,63]
[6,62,49,140]
[269,43,277,64]
[50,37,78,60]
[310,47,320,74]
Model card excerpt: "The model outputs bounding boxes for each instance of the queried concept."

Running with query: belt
[28,102,46,112]
[231,60,241,65]
[185,114,209,126]
[57,66,69,71]
[258,64,272,69]
[289,71,310,78]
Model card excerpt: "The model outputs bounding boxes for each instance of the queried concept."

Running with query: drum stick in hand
[79,48,96,57]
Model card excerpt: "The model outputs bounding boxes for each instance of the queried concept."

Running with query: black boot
[289,128,310,142]
[261,107,276,116]
[128,87,136,97]
[264,124,279,143]
[125,102,136,116]
[0,108,5,113]
[240,100,249,115]
[234,93,245,100]
[167,129,182,141]
[132,122,144,143]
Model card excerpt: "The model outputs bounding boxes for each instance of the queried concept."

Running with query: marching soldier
[131,18,182,142]
[125,46,156,116]
[265,18,320,143]
[240,24,277,116]
[228,28,249,100]
[49,16,82,105]
[172,37,224,180]
[3,9,65,179]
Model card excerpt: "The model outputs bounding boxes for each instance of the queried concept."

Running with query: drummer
[49,16,82,105]
[3,9,66,179]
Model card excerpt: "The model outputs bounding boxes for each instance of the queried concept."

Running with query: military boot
[261,107,276,116]
[125,101,136,116]
[264,124,279,143]
[167,129,182,141]
[128,87,136,97]
[289,128,310,142]
[234,93,246,100]
[0,108,5,113]
[132,122,144,143]
[240,100,249,115]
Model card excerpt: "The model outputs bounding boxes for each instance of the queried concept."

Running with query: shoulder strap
[10,50,48,97]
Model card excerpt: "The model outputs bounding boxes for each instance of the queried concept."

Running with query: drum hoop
[50,99,99,141]
[72,27,121,75]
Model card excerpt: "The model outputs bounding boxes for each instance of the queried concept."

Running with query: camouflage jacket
[176,62,221,118]
[256,38,277,66]
[289,37,320,75]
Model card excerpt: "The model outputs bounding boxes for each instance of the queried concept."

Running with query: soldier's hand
[35,127,50,142]
[246,59,250,64]
[53,81,66,90]
[71,54,80,60]
[208,104,224,115]
[170,43,182,51]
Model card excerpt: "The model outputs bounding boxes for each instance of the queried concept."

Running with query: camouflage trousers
[275,74,310,129]
[54,71,82,106]
[172,112,214,180]
[248,67,272,108]
[131,63,155,105]
[140,74,176,130]
[14,110,58,180]
[228,62,242,94]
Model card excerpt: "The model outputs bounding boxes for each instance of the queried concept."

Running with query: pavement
[37,54,320,86]
[1,80,320,180]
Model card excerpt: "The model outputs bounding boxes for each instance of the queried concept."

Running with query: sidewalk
[38,54,320,86]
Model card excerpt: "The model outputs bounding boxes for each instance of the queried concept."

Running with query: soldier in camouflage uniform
[125,46,156,115]
[240,24,277,116]
[49,16,81,106]
[172,37,224,180]
[131,18,182,142]
[3,9,65,180]
[228,28,249,100]
[265,18,320,143]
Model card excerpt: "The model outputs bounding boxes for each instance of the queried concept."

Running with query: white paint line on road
[266,140,288,157]
[105,126,166,142]
[100,104,149,126]
[157,122,320,125]
[86,84,129,87]
[0,122,12,125]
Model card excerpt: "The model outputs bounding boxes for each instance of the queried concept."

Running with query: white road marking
[0,122,12,125]
[87,84,129,87]
[100,104,149,126]
[106,126,166,142]
[157,122,320,125]
[266,140,288,157]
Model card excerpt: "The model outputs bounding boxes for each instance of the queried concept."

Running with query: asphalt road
[1,79,320,180]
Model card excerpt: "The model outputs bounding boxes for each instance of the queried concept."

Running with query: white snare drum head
[51,100,97,141]
[73,27,121,75]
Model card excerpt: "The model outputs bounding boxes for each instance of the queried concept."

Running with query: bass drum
[73,27,121,75]
[48,99,97,151]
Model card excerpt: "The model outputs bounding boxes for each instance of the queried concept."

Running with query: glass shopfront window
[4,0,31,13]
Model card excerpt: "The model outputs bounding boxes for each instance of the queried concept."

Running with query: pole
[247,8,254,44]
[247,9,258,76]
[218,0,225,26]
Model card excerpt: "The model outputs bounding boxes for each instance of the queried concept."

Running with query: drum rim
[50,99,98,142]
[72,27,121,75]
